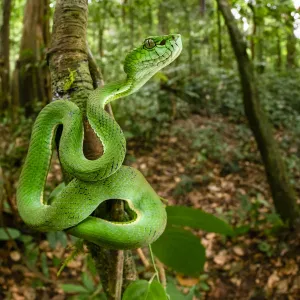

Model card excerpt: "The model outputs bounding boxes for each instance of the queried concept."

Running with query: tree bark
[158,1,169,34]
[200,0,206,16]
[13,0,51,117]
[0,0,12,114]
[248,1,257,61]
[217,0,300,225]
[48,1,137,299]
[217,7,223,64]
[276,31,282,71]
[286,28,297,69]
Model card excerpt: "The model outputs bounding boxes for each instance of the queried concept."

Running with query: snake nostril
[159,39,166,45]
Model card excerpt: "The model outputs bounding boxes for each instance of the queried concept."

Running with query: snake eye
[144,38,156,49]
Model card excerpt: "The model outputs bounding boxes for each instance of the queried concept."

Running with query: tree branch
[48,2,137,298]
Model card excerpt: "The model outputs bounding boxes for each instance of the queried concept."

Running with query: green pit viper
[17,34,182,249]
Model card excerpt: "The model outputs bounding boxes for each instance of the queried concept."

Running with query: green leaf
[122,280,168,300]
[122,280,149,300]
[166,280,195,300]
[18,234,33,244]
[152,226,205,276]
[26,244,39,268]
[233,225,251,236]
[47,231,68,249]
[0,227,21,240]
[59,284,88,294]
[40,252,49,278]
[148,281,168,300]
[82,272,94,292]
[166,206,234,236]
[86,254,98,276]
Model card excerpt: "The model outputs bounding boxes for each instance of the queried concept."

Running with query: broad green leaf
[59,284,88,293]
[152,226,205,276]
[0,227,21,240]
[166,206,234,235]
[148,281,168,300]
[122,280,168,300]
[122,280,149,300]
[166,280,195,300]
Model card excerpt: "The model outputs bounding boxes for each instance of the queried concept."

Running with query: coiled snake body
[17,34,182,249]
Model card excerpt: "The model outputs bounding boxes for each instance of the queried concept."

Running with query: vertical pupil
[145,39,154,48]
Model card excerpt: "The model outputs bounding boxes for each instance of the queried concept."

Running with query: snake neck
[89,78,134,108]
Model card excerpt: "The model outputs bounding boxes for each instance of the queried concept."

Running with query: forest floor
[1,114,300,300]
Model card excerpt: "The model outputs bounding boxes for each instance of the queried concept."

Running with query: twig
[149,244,160,283]
[136,248,150,269]
[155,258,167,288]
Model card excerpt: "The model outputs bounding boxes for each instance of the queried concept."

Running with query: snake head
[124,34,182,92]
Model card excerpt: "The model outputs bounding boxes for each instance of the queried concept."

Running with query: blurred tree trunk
[148,2,153,32]
[248,1,265,72]
[276,31,282,70]
[0,0,12,114]
[97,0,108,59]
[286,27,297,69]
[129,2,134,47]
[248,1,256,61]
[200,0,206,16]
[13,0,51,117]
[181,4,193,74]
[217,0,300,225]
[48,1,137,299]
[217,7,223,64]
[158,1,169,34]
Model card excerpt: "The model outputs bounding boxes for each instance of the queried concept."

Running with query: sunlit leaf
[152,226,205,276]
[122,280,168,300]
[166,206,234,236]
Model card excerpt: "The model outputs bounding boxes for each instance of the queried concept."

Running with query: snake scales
[17,34,182,249]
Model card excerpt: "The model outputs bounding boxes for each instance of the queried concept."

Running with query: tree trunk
[286,31,297,69]
[217,7,223,64]
[158,1,169,34]
[181,4,193,74]
[248,1,256,61]
[217,0,300,225]
[276,31,282,71]
[48,1,137,299]
[129,2,134,47]
[200,0,206,16]
[0,0,12,114]
[13,0,50,117]
[284,4,297,69]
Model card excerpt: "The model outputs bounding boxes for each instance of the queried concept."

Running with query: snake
[17,34,182,249]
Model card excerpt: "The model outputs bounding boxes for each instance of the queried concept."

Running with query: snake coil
[17,34,182,249]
